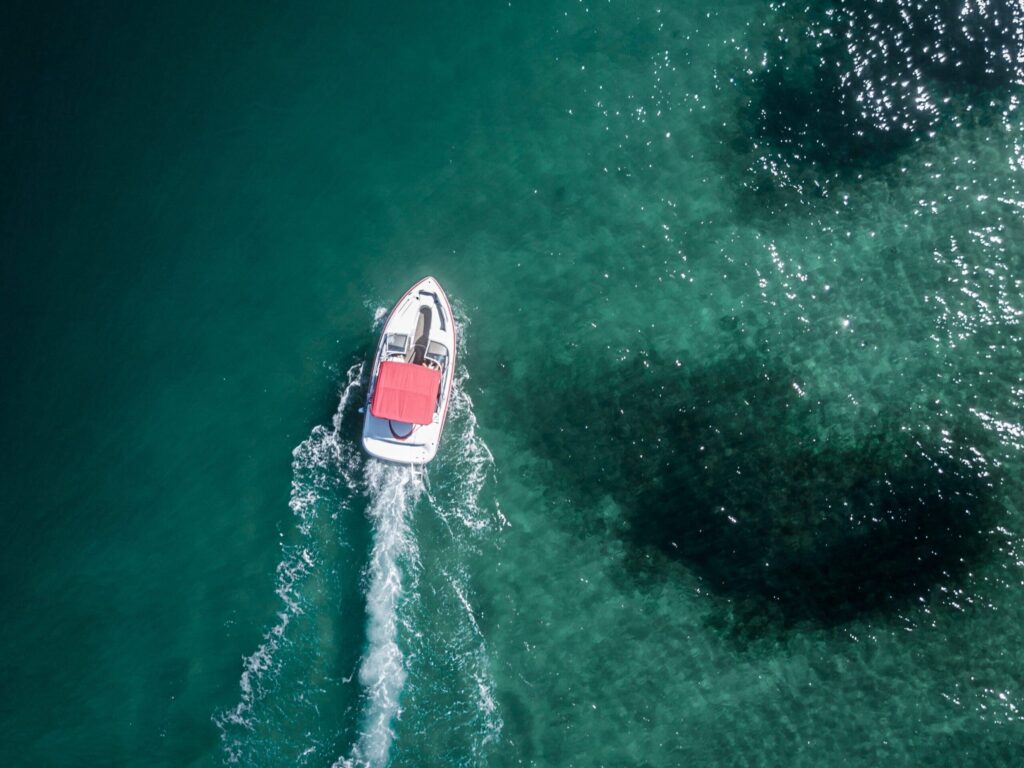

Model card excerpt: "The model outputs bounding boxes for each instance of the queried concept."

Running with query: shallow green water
[2,1,1024,766]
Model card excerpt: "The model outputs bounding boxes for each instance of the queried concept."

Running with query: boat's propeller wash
[216,302,503,767]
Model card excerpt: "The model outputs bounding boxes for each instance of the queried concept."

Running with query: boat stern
[361,427,439,466]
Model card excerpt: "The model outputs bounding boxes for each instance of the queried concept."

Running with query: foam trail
[422,366,506,756]
[337,357,503,766]
[215,363,364,762]
[376,315,502,763]
[336,461,424,768]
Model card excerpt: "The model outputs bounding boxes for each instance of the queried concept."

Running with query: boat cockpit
[383,332,449,372]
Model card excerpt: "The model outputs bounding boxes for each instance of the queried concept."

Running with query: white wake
[336,307,504,767]
[219,306,503,767]
[335,461,423,768]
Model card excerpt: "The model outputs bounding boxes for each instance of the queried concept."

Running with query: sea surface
[2,1,1024,766]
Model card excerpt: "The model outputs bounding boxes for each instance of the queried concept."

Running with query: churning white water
[220,306,502,767]
[334,461,423,768]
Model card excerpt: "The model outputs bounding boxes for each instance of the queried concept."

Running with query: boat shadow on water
[521,351,1005,637]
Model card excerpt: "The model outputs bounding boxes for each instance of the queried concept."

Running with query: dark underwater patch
[517,352,1001,631]
[736,0,1024,182]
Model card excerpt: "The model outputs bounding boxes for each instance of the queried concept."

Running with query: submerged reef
[738,0,1024,178]
[520,352,1001,631]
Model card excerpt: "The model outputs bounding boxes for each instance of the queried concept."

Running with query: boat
[361,276,457,465]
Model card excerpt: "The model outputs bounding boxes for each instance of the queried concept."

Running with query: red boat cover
[370,361,441,425]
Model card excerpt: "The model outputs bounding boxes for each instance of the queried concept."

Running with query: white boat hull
[361,276,457,465]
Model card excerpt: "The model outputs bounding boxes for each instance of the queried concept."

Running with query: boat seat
[386,333,409,357]
[425,341,448,366]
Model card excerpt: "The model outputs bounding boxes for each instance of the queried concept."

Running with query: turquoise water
[3,1,1024,765]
